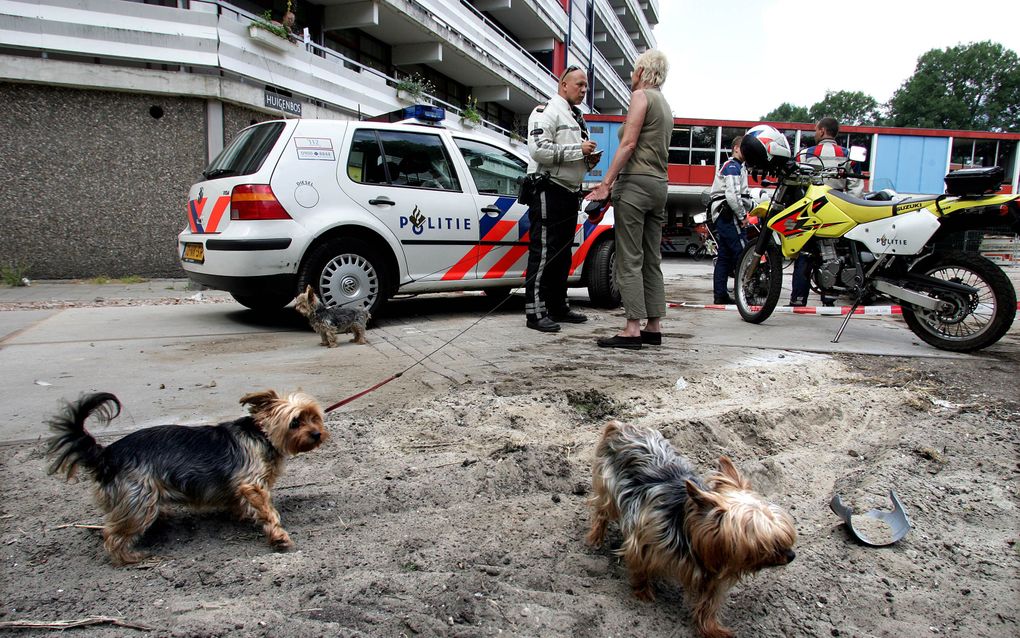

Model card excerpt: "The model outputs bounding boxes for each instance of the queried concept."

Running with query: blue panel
[919,137,950,194]
[585,120,620,181]
[874,135,949,194]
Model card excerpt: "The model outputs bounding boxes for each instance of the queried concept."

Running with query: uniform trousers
[525,182,578,320]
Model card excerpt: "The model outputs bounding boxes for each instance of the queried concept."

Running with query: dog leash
[324,372,402,412]
[321,212,596,413]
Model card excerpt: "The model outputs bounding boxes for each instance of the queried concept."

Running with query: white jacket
[526,94,588,191]
[708,157,751,223]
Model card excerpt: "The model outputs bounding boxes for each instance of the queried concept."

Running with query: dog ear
[304,285,314,295]
[685,479,718,509]
[240,389,280,414]
[717,456,751,489]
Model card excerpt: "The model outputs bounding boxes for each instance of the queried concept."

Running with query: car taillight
[230,184,291,220]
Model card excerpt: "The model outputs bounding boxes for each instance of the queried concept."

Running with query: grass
[1,262,29,287]
[84,275,148,285]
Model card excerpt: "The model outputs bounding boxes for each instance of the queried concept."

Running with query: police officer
[523,65,599,333]
[708,135,752,305]
[789,117,863,306]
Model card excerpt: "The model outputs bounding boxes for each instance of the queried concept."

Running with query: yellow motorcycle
[735,127,1018,352]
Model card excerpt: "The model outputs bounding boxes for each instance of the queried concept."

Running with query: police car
[178,105,619,315]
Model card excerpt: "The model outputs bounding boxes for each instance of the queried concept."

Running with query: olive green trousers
[611,173,668,320]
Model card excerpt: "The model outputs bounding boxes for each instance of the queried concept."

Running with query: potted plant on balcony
[460,96,482,128]
[249,2,297,50]
[395,73,435,103]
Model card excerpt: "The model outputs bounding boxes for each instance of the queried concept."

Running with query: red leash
[323,372,402,413]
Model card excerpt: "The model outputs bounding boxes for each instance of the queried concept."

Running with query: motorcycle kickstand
[831,297,864,343]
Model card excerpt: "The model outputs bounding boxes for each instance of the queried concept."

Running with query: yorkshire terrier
[294,285,370,347]
[587,420,797,638]
[46,389,327,566]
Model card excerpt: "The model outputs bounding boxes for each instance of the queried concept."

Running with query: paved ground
[2,260,1017,444]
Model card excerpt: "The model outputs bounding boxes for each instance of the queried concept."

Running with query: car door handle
[481,205,502,217]
[369,196,395,206]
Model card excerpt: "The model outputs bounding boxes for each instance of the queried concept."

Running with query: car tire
[230,292,294,312]
[586,239,621,308]
[298,237,389,317]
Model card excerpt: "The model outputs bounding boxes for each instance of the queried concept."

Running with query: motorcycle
[734,153,1019,352]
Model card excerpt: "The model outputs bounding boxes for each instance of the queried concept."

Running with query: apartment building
[0,0,658,278]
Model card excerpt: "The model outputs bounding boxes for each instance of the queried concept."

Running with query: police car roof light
[405,104,445,123]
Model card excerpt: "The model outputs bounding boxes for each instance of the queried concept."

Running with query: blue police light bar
[362,104,446,125]
[404,104,445,122]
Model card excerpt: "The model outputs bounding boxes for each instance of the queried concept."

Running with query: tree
[808,90,882,126]
[889,41,1020,132]
[761,103,810,123]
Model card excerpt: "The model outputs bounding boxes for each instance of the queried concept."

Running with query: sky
[655,0,1020,121]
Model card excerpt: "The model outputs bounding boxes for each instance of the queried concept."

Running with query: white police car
[178,105,619,315]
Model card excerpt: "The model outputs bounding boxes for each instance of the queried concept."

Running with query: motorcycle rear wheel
[735,242,783,323]
[901,251,1017,352]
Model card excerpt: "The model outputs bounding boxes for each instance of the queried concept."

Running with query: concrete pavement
[1,261,1016,444]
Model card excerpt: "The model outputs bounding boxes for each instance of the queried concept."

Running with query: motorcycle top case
[944,166,1004,196]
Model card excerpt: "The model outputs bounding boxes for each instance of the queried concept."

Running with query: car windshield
[203,122,286,180]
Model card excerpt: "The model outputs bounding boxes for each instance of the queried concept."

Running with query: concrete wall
[0,83,207,279]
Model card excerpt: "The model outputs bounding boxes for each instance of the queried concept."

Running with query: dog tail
[46,392,121,481]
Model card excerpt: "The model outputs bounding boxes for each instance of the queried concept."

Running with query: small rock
[520,607,530,617]
[551,494,561,503]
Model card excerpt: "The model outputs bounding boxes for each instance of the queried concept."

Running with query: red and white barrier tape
[668,301,1020,316]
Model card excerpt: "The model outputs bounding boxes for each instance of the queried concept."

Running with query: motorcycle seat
[825,189,940,223]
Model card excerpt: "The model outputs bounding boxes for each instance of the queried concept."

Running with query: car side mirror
[849,146,867,163]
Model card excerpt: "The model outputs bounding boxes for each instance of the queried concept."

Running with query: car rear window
[203,122,286,180]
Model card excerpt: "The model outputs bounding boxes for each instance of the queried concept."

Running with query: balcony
[311,0,560,113]
[608,0,656,52]
[591,45,629,114]
[0,0,538,140]
[592,0,637,80]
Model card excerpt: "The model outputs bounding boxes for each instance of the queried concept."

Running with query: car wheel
[229,292,294,312]
[586,239,621,308]
[298,238,389,317]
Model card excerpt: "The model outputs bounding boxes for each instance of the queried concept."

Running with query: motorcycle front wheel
[735,242,783,323]
[901,251,1017,352]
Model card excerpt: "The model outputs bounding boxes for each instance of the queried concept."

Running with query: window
[326,29,392,74]
[691,126,715,150]
[973,140,998,168]
[668,127,691,165]
[846,133,873,168]
[951,138,975,170]
[454,138,527,196]
[347,129,460,191]
[996,140,1017,184]
[204,121,285,178]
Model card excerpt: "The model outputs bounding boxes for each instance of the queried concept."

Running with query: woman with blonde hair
[587,49,672,350]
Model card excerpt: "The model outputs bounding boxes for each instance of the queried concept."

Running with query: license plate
[182,242,205,264]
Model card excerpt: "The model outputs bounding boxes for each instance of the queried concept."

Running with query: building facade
[0,0,657,278]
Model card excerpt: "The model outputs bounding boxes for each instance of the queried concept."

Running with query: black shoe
[713,295,735,305]
[526,317,561,332]
[787,301,806,308]
[597,335,642,350]
[551,309,588,323]
[640,330,661,345]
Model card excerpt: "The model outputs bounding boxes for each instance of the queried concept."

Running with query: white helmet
[740,125,792,171]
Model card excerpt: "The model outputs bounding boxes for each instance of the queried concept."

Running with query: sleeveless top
[618,87,671,179]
